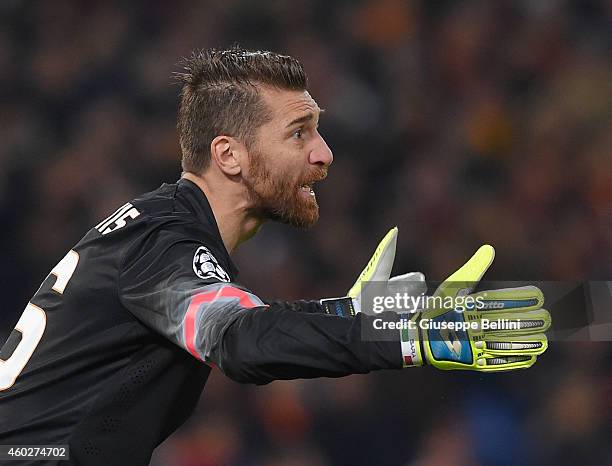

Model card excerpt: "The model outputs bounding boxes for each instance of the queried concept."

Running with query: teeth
[300,185,315,196]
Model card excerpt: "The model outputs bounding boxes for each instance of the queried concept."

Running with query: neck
[181,172,262,254]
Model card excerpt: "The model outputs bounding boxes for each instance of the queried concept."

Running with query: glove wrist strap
[399,314,424,367]
[319,297,356,317]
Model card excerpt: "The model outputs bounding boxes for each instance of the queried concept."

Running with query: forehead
[258,86,320,124]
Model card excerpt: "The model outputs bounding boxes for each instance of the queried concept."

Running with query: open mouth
[299,171,327,199]
[299,183,315,197]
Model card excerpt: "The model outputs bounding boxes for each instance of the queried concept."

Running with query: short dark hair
[175,47,308,174]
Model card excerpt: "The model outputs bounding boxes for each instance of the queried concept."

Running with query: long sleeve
[118,225,403,385]
[213,304,402,384]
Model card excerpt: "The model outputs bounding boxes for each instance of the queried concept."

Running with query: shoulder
[118,215,235,285]
[96,182,216,245]
[89,182,236,282]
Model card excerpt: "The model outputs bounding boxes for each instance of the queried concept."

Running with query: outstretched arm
[118,227,404,384]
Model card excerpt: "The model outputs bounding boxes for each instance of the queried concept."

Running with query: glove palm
[405,245,551,371]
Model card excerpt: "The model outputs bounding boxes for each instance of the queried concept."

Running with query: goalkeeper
[0,47,550,465]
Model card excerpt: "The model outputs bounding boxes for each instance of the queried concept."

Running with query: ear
[210,135,244,176]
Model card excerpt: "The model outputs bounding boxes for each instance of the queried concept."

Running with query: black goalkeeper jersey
[0,178,402,465]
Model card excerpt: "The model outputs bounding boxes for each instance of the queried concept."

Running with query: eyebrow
[285,108,325,128]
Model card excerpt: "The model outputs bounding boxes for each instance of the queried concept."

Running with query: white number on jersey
[0,250,79,390]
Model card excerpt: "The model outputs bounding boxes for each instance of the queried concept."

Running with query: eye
[292,128,303,139]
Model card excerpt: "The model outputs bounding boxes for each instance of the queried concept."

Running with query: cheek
[250,139,304,184]
[268,151,301,181]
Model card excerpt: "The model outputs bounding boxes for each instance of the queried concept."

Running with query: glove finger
[348,227,398,299]
[470,286,544,312]
[388,272,427,298]
[389,272,425,283]
[474,354,537,372]
[476,333,548,356]
[474,308,551,334]
[434,245,495,299]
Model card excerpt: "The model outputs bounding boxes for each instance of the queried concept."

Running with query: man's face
[242,86,333,228]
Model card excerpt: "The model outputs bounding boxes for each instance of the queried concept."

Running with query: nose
[309,133,333,167]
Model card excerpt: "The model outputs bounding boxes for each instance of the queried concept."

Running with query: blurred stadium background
[1,0,611,465]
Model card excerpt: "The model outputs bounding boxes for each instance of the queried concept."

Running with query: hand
[402,245,551,371]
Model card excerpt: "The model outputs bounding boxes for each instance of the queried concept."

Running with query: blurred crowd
[1,1,611,465]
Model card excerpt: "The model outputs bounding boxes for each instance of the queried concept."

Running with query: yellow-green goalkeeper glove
[320,227,426,316]
[400,245,551,371]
